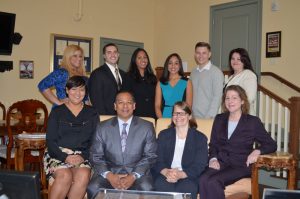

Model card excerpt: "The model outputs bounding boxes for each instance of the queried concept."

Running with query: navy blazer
[153,127,208,181]
[209,113,277,168]
[88,64,128,115]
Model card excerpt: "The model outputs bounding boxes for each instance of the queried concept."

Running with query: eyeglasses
[172,112,187,117]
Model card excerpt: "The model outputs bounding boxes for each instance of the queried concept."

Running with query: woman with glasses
[153,101,208,199]
[155,53,193,118]
[199,85,276,199]
[44,76,98,199]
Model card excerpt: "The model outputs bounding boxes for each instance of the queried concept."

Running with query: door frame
[209,0,262,76]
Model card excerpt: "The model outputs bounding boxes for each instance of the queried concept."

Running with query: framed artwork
[50,34,93,73]
[19,60,34,79]
[266,31,281,58]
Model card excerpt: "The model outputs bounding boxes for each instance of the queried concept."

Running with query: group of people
[37,41,277,199]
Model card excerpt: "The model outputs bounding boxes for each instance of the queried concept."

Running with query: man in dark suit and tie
[88,43,128,115]
[87,91,157,199]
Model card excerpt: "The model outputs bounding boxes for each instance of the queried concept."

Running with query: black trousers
[199,166,251,199]
[154,175,198,199]
[87,173,154,199]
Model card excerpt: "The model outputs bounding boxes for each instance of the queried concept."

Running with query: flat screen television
[0,170,41,199]
[263,188,300,199]
[0,11,16,55]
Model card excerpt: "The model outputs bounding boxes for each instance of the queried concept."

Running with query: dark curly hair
[228,48,255,75]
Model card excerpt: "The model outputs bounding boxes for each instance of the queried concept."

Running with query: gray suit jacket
[90,116,157,176]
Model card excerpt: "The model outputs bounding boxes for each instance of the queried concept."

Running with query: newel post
[289,97,300,159]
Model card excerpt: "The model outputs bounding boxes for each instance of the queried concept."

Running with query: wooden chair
[0,102,5,121]
[155,118,252,198]
[0,102,6,167]
[3,99,48,169]
[0,101,6,140]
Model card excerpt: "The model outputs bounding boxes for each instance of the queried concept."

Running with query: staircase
[259,72,300,188]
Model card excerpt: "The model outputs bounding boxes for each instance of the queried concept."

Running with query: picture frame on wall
[266,31,281,58]
[19,60,34,79]
[50,34,93,73]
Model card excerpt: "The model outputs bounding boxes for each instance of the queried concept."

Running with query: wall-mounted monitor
[0,11,16,55]
[0,170,41,199]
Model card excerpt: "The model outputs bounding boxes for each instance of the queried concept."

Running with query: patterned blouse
[38,68,69,101]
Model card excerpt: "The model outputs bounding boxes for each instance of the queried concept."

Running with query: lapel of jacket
[181,128,192,165]
[168,128,177,164]
[125,116,138,154]
[230,114,247,139]
[103,64,118,88]
[111,117,122,154]
[222,112,230,140]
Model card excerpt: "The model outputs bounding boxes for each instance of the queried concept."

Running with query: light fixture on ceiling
[73,0,83,21]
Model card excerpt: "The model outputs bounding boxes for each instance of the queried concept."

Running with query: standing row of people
[38,42,257,120]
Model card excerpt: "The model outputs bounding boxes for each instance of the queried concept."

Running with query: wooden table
[251,152,297,199]
[14,136,47,190]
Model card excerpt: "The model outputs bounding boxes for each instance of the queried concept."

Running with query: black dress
[127,75,156,119]
[46,104,99,162]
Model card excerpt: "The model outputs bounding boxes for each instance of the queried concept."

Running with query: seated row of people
[44,76,276,199]
[38,42,257,120]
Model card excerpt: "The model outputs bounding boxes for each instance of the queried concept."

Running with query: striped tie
[114,66,121,91]
[121,123,128,152]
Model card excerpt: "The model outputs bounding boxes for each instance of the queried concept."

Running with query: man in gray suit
[87,91,157,199]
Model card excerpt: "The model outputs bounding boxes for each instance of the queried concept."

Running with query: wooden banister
[258,85,300,161]
[261,72,300,93]
[258,85,291,108]
[289,97,300,160]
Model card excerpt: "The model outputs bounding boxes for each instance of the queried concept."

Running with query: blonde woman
[38,45,87,107]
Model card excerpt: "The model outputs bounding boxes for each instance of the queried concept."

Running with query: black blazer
[209,113,277,168]
[126,75,156,118]
[153,127,208,181]
[88,64,128,115]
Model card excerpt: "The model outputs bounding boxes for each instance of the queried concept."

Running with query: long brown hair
[60,45,86,77]
[222,85,250,114]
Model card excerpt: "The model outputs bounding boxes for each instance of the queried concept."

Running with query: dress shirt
[106,62,122,83]
[171,136,186,170]
[117,116,133,136]
[228,120,238,139]
[196,61,211,72]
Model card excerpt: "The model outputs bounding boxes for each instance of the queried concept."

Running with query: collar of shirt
[117,116,133,136]
[196,60,211,72]
[106,62,122,83]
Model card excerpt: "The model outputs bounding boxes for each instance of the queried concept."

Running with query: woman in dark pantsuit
[153,101,208,199]
[199,85,277,199]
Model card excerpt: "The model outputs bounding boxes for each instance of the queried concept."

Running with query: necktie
[114,66,121,91]
[121,123,128,152]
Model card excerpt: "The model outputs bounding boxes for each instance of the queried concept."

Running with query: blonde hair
[60,45,86,76]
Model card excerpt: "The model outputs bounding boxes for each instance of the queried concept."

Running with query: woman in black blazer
[199,85,277,199]
[153,101,208,199]
[127,48,157,118]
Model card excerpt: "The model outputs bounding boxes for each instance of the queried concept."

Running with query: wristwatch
[132,172,140,179]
